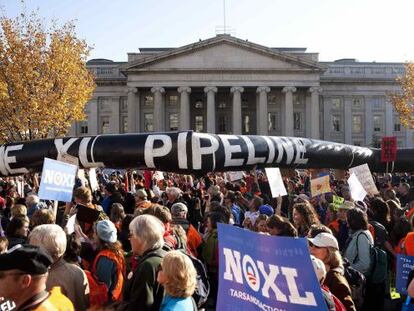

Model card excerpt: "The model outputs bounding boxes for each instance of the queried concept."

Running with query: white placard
[348,173,368,201]
[153,171,164,181]
[349,164,379,196]
[88,168,99,192]
[65,214,77,235]
[228,171,244,182]
[265,167,287,197]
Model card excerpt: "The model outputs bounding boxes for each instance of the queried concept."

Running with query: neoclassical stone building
[69,34,412,147]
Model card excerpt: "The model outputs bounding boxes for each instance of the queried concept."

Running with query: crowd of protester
[1,168,414,310]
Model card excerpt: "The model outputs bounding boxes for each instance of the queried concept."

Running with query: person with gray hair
[26,194,45,217]
[120,214,166,310]
[165,187,183,209]
[29,224,90,310]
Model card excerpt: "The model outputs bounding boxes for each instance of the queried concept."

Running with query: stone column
[365,97,373,146]
[87,98,98,135]
[151,87,165,132]
[323,98,332,140]
[178,87,191,131]
[385,98,393,136]
[127,87,139,133]
[256,87,270,135]
[406,128,414,148]
[282,86,296,137]
[309,87,322,139]
[344,96,352,144]
[110,97,120,134]
[204,86,218,133]
[231,87,244,135]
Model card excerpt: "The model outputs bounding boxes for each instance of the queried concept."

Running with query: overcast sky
[2,0,413,63]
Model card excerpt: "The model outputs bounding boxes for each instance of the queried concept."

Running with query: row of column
[123,86,322,137]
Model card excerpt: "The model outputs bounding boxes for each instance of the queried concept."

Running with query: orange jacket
[92,249,126,302]
[32,287,74,311]
[187,224,202,257]
[400,232,414,256]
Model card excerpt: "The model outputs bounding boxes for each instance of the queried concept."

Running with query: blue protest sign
[217,224,327,311]
[396,254,414,294]
[38,158,77,202]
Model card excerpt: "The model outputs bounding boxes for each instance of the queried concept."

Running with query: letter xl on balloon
[217,224,327,311]
[38,158,77,202]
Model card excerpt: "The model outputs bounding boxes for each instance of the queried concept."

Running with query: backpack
[343,258,366,309]
[84,270,109,307]
[322,285,347,311]
[181,251,210,308]
[355,231,388,284]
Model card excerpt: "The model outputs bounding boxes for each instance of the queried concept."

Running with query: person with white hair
[29,224,90,310]
[120,214,166,310]
[165,187,183,209]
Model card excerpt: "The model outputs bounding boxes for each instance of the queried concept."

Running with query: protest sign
[38,158,77,202]
[331,195,345,211]
[349,164,379,196]
[228,171,244,182]
[348,173,367,201]
[381,136,397,163]
[265,167,287,197]
[88,168,99,192]
[153,171,164,181]
[217,224,327,311]
[66,214,76,235]
[310,175,331,197]
[396,254,414,294]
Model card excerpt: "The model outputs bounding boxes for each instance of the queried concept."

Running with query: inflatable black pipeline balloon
[0,131,409,176]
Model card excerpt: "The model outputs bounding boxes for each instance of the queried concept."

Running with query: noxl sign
[217,224,326,311]
[38,158,77,202]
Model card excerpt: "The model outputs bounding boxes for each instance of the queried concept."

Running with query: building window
[218,116,228,133]
[394,116,401,132]
[373,115,383,132]
[332,98,342,110]
[169,113,179,131]
[100,116,110,134]
[242,99,249,109]
[353,142,362,146]
[195,115,203,132]
[268,95,278,105]
[144,114,153,132]
[352,98,363,110]
[79,121,88,135]
[332,115,341,132]
[243,115,250,134]
[218,101,227,109]
[293,112,301,130]
[120,97,128,112]
[99,98,111,111]
[195,100,203,109]
[268,113,277,131]
[168,95,178,106]
[293,94,302,106]
[121,116,128,133]
[144,95,154,106]
[352,115,362,133]
[372,97,383,109]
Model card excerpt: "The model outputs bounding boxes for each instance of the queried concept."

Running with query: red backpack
[84,270,108,307]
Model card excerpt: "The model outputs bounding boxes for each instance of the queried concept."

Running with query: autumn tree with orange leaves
[0,11,95,143]
[392,62,414,129]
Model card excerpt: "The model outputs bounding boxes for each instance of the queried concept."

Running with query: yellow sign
[310,175,331,197]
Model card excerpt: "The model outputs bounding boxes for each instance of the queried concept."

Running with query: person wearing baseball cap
[308,233,356,311]
[91,220,126,303]
[0,244,74,310]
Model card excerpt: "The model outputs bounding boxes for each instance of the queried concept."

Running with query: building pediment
[122,35,326,73]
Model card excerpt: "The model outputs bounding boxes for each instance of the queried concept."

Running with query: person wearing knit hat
[0,244,74,310]
[92,220,126,303]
